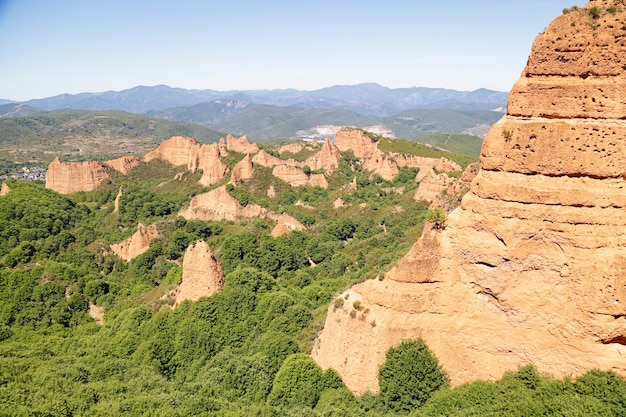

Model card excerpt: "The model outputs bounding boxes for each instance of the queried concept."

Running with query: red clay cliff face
[46,157,109,194]
[312,1,626,394]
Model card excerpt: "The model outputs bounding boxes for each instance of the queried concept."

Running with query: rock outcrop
[230,154,254,184]
[0,182,10,196]
[224,134,259,154]
[269,214,306,237]
[173,240,224,305]
[363,149,399,181]
[180,185,304,234]
[143,136,228,186]
[45,157,109,194]
[334,127,378,158]
[195,143,229,186]
[179,185,266,222]
[279,142,308,155]
[312,1,626,394]
[144,136,202,167]
[303,139,341,172]
[103,155,141,175]
[395,155,462,178]
[109,223,161,261]
[272,165,329,189]
[414,169,457,203]
[252,150,289,168]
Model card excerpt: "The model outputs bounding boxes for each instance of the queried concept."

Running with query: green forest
[0,144,625,417]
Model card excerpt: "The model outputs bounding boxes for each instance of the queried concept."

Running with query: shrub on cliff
[378,339,448,412]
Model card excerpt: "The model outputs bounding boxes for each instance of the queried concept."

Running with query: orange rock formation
[414,169,457,203]
[272,165,329,189]
[334,127,378,158]
[312,1,626,394]
[303,139,341,173]
[252,150,287,167]
[109,223,161,261]
[230,154,254,184]
[363,149,399,181]
[179,185,305,231]
[269,214,306,237]
[224,134,259,154]
[45,157,109,194]
[103,155,141,175]
[173,240,224,305]
[143,136,228,186]
[0,182,10,196]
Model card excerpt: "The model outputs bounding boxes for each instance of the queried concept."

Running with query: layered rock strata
[45,157,109,194]
[312,0,626,394]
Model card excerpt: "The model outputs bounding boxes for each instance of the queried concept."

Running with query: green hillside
[148,102,502,142]
[0,142,623,416]
[210,104,375,141]
[0,110,225,165]
[413,133,484,160]
[383,109,502,137]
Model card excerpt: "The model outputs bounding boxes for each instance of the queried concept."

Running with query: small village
[0,166,46,182]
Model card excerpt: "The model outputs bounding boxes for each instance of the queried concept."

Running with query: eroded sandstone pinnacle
[312,1,626,394]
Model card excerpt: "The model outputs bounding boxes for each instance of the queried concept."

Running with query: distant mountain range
[3,83,507,115]
[0,83,508,142]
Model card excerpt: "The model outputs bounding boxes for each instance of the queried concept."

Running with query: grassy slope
[0,110,226,164]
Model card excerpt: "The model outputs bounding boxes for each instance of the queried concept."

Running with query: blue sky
[0,0,578,101]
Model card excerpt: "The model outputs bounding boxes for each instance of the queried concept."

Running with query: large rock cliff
[45,157,109,194]
[312,1,626,394]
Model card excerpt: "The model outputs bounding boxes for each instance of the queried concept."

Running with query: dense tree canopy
[0,155,624,416]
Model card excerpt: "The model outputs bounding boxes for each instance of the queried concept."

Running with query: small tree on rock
[426,208,446,229]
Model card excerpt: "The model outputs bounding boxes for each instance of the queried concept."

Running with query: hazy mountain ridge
[4,83,507,116]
